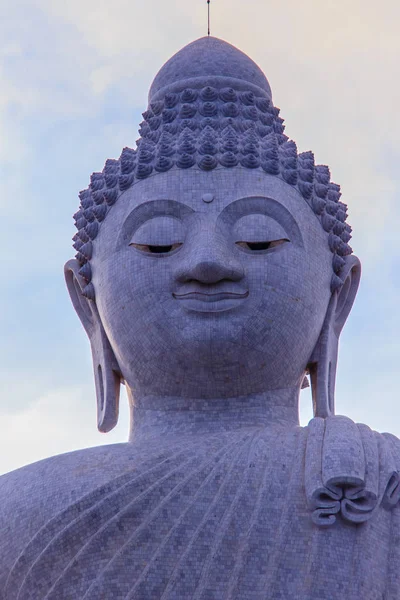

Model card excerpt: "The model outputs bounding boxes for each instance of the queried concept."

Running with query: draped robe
[1,416,400,600]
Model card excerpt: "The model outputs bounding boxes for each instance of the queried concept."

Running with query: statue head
[65,37,361,433]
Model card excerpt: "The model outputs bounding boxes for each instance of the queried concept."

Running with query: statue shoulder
[304,416,400,526]
[381,429,400,452]
[0,443,136,594]
[380,429,400,476]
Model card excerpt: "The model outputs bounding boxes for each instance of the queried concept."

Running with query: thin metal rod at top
[207,0,210,36]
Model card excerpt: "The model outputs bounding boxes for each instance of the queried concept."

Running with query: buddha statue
[2,36,400,600]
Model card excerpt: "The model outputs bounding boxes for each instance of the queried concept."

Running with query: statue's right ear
[64,259,96,337]
[64,259,121,433]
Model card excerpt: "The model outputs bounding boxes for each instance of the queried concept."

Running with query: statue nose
[174,242,244,284]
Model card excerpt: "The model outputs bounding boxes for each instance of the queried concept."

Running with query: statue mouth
[172,288,249,313]
[173,291,249,302]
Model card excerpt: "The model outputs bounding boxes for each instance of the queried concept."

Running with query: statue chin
[1,36,399,600]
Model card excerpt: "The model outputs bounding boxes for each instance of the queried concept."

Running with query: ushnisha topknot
[72,37,352,301]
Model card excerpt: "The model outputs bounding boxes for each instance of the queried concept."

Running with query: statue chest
[3,426,400,600]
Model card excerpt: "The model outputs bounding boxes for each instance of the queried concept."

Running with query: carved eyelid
[233,212,288,244]
[129,215,185,247]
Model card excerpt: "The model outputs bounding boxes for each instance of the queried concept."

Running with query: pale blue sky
[1,0,399,474]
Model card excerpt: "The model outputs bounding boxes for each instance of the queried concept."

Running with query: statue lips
[173,287,249,313]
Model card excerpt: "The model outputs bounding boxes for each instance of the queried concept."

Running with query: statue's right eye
[130,243,183,254]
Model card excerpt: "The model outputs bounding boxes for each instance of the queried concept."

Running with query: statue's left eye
[236,239,289,252]
[130,242,183,254]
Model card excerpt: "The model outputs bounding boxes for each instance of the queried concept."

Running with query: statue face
[91,168,333,400]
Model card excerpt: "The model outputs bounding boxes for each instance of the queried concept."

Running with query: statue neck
[127,388,300,443]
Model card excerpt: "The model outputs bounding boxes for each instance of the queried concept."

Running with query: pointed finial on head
[207,0,210,36]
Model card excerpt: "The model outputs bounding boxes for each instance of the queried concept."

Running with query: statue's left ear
[308,255,361,418]
[64,259,122,433]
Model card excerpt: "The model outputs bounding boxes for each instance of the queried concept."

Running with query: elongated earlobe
[90,326,121,432]
[308,255,361,418]
[308,294,338,418]
[64,259,121,432]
